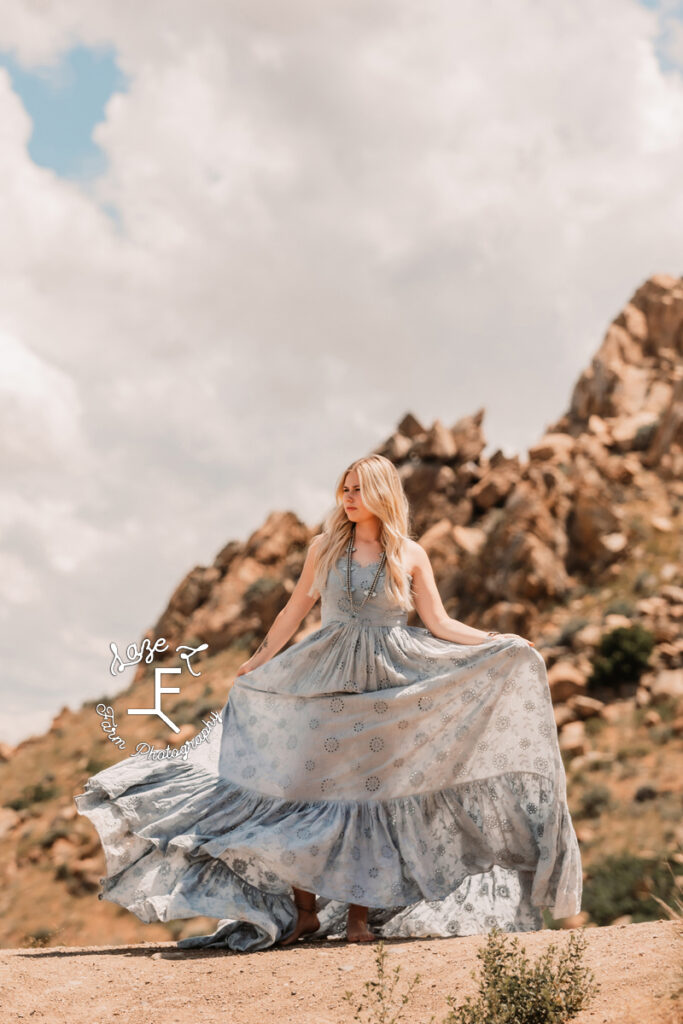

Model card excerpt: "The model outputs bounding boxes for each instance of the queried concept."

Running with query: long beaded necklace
[345,525,387,617]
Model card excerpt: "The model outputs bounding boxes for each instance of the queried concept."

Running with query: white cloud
[0,329,86,469]
[0,0,682,742]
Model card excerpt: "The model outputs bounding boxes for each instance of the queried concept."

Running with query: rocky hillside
[0,273,681,950]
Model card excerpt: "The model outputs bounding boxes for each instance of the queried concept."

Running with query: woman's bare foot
[347,903,376,944]
[347,921,376,943]
[278,907,320,946]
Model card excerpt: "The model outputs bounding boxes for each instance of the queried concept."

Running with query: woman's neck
[353,522,382,545]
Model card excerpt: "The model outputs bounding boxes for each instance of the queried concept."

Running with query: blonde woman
[75,454,582,952]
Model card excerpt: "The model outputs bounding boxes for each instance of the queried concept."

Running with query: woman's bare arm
[410,543,503,645]
[236,534,324,675]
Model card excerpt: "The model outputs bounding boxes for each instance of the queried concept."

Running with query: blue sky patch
[0,43,128,180]
[639,0,683,74]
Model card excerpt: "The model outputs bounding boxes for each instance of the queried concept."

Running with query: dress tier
[74,556,582,951]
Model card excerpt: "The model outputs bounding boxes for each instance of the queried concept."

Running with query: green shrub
[540,908,563,930]
[615,743,650,761]
[244,577,281,602]
[582,851,683,925]
[633,569,657,595]
[6,782,59,811]
[650,724,674,745]
[651,696,679,723]
[343,929,600,1024]
[442,925,599,1024]
[584,717,606,738]
[40,825,69,848]
[25,928,57,947]
[577,785,611,819]
[587,624,654,695]
[604,597,636,617]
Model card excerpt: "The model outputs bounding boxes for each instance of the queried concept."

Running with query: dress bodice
[320,556,411,628]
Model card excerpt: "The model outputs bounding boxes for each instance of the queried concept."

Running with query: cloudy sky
[1,0,682,746]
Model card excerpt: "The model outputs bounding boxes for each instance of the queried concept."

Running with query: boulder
[548,661,587,703]
[567,695,605,719]
[452,524,486,556]
[418,519,460,562]
[397,412,425,438]
[412,418,457,459]
[377,431,413,461]
[566,486,623,571]
[644,373,683,468]
[649,668,683,703]
[554,705,577,729]
[558,719,586,756]
[244,510,309,563]
[610,411,660,452]
[469,467,517,510]
[0,807,20,840]
[528,433,575,463]
[450,409,487,463]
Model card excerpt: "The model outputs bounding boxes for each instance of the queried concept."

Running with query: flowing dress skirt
[74,558,582,951]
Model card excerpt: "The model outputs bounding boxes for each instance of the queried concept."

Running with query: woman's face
[342,470,366,520]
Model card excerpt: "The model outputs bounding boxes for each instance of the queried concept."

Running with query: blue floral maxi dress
[74,557,582,951]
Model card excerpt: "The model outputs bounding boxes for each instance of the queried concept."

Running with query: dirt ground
[2,919,681,1024]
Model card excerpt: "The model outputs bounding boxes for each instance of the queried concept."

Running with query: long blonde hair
[308,454,414,611]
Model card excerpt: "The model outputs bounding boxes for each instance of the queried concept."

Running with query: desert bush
[651,695,679,723]
[244,576,282,602]
[582,850,683,925]
[39,824,70,848]
[577,785,612,819]
[343,928,600,1024]
[442,925,599,1024]
[583,716,606,738]
[604,597,637,617]
[6,782,59,811]
[25,927,59,947]
[615,743,650,761]
[650,724,674,745]
[587,624,654,695]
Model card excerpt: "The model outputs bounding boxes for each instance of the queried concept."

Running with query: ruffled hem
[74,753,581,945]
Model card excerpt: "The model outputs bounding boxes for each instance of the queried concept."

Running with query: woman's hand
[501,632,535,647]
[487,632,535,647]
[235,658,257,678]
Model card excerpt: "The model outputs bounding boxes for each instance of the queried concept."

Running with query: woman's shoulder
[400,538,424,577]
[309,532,325,554]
